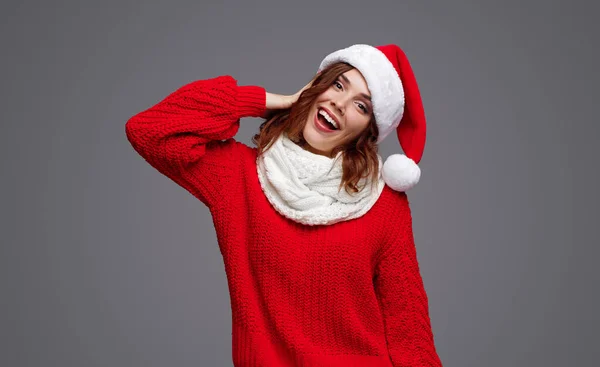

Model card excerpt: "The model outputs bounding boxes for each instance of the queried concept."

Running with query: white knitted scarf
[256,133,385,226]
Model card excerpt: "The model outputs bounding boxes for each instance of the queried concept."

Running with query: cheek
[317,88,336,101]
[345,112,371,134]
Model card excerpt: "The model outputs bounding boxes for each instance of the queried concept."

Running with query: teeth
[318,109,339,129]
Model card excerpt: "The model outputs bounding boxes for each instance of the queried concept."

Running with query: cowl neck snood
[256,133,385,226]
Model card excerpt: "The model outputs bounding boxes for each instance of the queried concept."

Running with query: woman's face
[302,69,374,157]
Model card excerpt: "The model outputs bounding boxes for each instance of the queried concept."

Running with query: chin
[302,112,336,156]
[303,136,331,156]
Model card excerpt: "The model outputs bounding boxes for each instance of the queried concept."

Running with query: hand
[264,74,318,114]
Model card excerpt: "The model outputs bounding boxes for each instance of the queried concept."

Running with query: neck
[299,141,333,158]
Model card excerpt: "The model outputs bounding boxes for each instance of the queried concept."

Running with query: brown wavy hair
[252,62,380,196]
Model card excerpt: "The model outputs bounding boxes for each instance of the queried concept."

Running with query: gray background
[1,0,598,366]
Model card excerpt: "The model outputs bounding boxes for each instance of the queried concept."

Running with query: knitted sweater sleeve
[125,75,266,209]
[374,195,443,366]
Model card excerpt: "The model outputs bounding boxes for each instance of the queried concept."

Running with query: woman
[125,44,443,366]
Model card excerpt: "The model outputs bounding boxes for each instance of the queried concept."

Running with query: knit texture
[256,132,385,226]
[125,75,443,367]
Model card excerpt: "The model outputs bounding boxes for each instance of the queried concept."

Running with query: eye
[357,102,369,114]
[333,80,343,90]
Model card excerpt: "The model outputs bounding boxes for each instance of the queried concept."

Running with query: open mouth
[316,108,339,131]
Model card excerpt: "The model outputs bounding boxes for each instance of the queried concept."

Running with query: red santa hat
[317,44,426,192]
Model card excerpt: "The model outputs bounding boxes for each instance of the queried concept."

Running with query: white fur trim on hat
[317,44,404,144]
[382,154,421,191]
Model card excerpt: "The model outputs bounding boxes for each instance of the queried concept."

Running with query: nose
[330,96,347,116]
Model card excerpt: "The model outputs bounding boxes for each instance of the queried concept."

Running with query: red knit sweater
[125,75,443,367]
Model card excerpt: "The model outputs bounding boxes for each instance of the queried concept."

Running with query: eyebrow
[340,74,372,102]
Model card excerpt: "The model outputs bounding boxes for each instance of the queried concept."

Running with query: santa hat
[317,44,426,192]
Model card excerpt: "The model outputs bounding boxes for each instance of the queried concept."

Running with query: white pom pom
[382,154,421,192]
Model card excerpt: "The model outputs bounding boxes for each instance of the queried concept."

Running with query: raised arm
[125,75,266,209]
[373,194,443,366]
